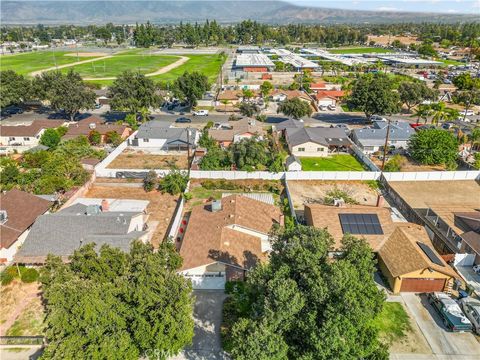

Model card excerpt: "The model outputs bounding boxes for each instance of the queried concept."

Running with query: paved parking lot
[171,290,229,360]
[400,293,480,359]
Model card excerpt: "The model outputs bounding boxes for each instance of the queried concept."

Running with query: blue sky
[289,0,480,14]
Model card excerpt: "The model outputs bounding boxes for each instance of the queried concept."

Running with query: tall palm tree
[430,102,459,126]
[469,127,480,153]
[411,104,432,124]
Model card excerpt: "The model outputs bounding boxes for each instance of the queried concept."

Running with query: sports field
[329,47,394,54]
[150,54,225,82]
[60,53,179,78]
[0,51,103,75]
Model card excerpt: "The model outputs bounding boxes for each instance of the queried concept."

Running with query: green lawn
[60,53,179,78]
[373,302,412,345]
[0,51,103,75]
[329,47,394,54]
[300,154,366,171]
[437,58,464,66]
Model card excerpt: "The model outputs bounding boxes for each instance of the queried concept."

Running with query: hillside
[1,1,478,25]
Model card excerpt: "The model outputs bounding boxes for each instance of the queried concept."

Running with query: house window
[143,138,149,143]
[24,137,30,141]
[9,137,15,141]
[298,147,305,152]
[317,147,324,152]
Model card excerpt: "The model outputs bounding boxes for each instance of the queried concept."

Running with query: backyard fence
[350,143,380,172]
[166,181,190,241]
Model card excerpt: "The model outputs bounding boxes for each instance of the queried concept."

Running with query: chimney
[211,200,222,212]
[279,214,285,226]
[101,199,109,212]
[376,195,384,208]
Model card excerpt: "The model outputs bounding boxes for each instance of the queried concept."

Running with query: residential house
[437,84,458,103]
[93,88,110,105]
[285,127,352,157]
[129,121,198,151]
[286,155,302,171]
[62,116,131,144]
[271,118,305,135]
[378,225,458,293]
[310,82,341,93]
[0,189,53,264]
[178,195,283,289]
[314,90,346,108]
[0,119,66,153]
[271,89,312,103]
[304,203,397,252]
[15,200,149,265]
[350,120,414,154]
[208,118,266,148]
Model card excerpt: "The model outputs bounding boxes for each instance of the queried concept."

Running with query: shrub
[383,155,407,172]
[20,268,39,283]
[158,170,189,195]
[324,186,359,205]
[1,267,17,285]
[143,170,158,192]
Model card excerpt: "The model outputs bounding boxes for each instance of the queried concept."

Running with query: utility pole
[381,118,391,171]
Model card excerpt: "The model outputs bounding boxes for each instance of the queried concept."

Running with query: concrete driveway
[172,290,229,360]
[400,293,480,359]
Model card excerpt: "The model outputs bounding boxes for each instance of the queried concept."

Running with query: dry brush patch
[107,151,189,170]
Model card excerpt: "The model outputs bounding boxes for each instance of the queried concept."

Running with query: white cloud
[446,9,460,12]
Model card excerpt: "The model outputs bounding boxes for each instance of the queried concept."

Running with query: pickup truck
[428,292,473,332]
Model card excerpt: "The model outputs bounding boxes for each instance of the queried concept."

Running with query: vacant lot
[329,47,394,54]
[374,302,431,354]
[300,154,366,171]
[61,53,179,78]
[0,281,44,336]
[367,35,421,46]
[107,151,189,169]
[1,51,103,75]
[371,155,446,172]
[85,184,179,247]
[287,180,380,209]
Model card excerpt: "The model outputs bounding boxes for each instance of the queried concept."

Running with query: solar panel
[339,213,383,235]
[417,242,445,267]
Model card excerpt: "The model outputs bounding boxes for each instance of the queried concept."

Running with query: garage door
[400,278,445,292]
[185,272,226,290]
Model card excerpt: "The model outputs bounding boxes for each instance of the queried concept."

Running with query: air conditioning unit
[89,123,96,129]
[0,210,7,224]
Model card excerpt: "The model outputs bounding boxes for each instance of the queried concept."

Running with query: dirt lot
[371,155,446,172]
[0,281,44,336]
[85,184,179,247]
[367,35,420,46]
[287,180,381,210]
[107,150,189,169]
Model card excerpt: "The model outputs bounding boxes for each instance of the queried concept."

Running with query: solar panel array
[338,213,383,235]
[417,242,445,267]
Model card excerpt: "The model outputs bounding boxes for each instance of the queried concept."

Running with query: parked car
[459,298,480,335]
[427,292,473,332]
[370,115,387,122]
[460,110,475,116]
[193,110,209,116]
[442,122,455,130]
[328,104,336,111]
[175,117,192,123]
[319,105,327,111]
[95,103,102,109]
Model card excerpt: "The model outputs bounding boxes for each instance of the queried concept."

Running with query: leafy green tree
[411,104,432,124]
[228,226,387,360]
[417,42,437,57]
[239,102,260,118]
[39,128,62,148]
[105,131,123,146]
[398,82,436,112]
[430,102,459,125]
[199,146,231,170]
[0,70,31,108]
[452,74,480,121]
[277,97,312,119]
[108,71,162,115]
[242,88,255,102]
[158,169,189,195]
[409,128,459,166]
[40,242,193,359]
[259,81,273,98]
[173,71,209,108]
[468,128,480,154]
[198,130,217,149]
[230,138,270,171]
[35,70,96,121]
[88,130,101,145]
[348,73,400,118]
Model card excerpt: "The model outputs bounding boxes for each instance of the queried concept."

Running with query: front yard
[300,154,366,171]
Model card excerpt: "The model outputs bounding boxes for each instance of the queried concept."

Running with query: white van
[459,110,474,116]
[193,110,209,116]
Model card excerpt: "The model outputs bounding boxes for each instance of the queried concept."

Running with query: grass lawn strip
[300,154,366,171]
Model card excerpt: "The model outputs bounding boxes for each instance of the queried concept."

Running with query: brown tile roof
[208,118,265,143]
[461,231,480,255]
[0,120,65,137]
[304,204,396,251]
[63,116,129,139]
[314,90,346,100]
[180,195,283,271]
[271,89,311,101]
[0,189,52,249]
[217,90,243,101]
[379,224,458,279]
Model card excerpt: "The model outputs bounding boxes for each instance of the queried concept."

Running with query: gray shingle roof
[286,127,352,147]
[352,121,414,146]
[286,155,301,167]
[136,121,197,144]
[15,204,145,263]
[273,119,305,132]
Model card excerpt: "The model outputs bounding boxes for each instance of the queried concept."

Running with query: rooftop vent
[211,200,222,212]
[0,210,7,224]
[86,205,101,216]
[89,123,96,129]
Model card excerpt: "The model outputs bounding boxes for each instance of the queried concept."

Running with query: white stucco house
[285,127,352,157]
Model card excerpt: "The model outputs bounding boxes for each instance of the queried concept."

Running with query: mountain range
[1,1,478,25]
